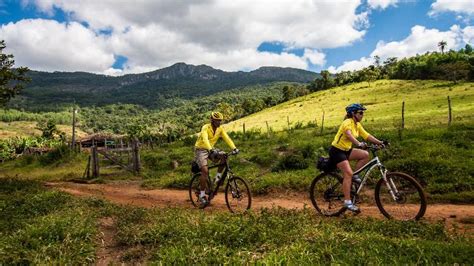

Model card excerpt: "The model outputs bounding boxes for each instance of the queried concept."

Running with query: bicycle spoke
[375,172,427,220]
[225,176,251,213]
[310,173,345,216]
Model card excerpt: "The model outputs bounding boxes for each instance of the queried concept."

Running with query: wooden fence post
[287,116,290,130]
[243,123,246,137]
[448,96,452,126]
[265,121,270,137]
[320,111,325,135]
[401,101,405,130]
[132,139,141,174]
[91,146,99,178]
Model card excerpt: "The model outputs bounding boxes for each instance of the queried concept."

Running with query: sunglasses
[356,111,364,115]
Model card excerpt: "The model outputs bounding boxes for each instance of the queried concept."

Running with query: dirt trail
[46,181,474,227]
[45,180,474,264]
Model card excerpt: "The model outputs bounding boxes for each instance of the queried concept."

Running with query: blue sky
[0,0,473,75]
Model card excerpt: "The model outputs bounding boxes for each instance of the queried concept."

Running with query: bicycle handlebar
[365,143,388,152]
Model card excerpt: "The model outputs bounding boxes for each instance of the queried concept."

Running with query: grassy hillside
[0,121,88,140]
[226,80,474,132]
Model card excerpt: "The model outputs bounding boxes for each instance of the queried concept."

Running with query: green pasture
[226,80,474,132]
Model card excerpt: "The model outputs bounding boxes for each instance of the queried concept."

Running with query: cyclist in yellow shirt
[194,111,239,208]
[330,103,386,213]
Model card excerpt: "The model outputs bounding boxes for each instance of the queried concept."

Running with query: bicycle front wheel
[375,172,427,220]
[225,176,252,213]
[309,172,346,217]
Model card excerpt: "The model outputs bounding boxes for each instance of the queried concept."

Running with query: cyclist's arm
[221,129,236,150]
[200,127,213,150]
[344,129,363,147]
[367,135,383,145]
[359,124,383,145]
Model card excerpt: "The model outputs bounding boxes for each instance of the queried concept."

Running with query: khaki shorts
[194,148,221,168]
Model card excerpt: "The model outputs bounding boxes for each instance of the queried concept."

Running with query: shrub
[272,154,308,172]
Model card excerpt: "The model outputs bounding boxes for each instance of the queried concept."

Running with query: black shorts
[328,146,352,166]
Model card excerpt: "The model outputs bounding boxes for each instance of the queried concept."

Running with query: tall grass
[0,178,100,264]
[112,207,474,264]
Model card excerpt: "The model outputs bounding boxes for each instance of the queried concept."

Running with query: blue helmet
[345,103,366,114]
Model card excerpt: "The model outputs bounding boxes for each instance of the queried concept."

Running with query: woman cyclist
[329,103,386,212]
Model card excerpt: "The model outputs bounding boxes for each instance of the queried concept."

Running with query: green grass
[112,206,473,264]
[226,80,474,132]
[1,167,473,264]
[0,178,102,264]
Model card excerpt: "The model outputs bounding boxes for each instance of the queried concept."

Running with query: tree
[359,66,379,86]
[373,55,381,68]
[36,120,63,139]
[216,102,235,120]
[0,40,30,106]
[438,40,447,54]
[464,44,473,54]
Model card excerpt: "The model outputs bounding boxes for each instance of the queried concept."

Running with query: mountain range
[11,63,320,110]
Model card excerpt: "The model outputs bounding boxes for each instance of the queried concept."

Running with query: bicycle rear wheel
[375,172,427,220]
[225,176,251,213]
[309,172,346,217]
[188,173,211,208]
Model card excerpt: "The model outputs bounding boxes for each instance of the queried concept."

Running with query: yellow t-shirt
[194,123,236,150]
[331,118,370,151]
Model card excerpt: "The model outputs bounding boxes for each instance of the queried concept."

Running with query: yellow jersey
[331,118,370,151]
[194,123,236,150]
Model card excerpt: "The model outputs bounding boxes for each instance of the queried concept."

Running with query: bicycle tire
[188,173,211,208]
[309,172,346,217]
[225,176,252,213]
[375,172,427,220]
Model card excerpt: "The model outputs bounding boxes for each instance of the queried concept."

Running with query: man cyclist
[194,111,239,208]
[329,103,386,213]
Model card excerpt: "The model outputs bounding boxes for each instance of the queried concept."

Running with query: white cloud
[328,57,373,73]
[0,19,114,73]
[430,0,474,15]
[7,0,368,73]
[367,0,399,10]
[329,25,470,73]
[461,26,474,44]
[303,49,326,66]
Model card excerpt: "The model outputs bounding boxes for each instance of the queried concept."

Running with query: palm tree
[438,40,447,54]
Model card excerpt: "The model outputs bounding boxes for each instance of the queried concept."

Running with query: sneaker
[352,174,361,184]
[198,195,209,209]
[344,202,361,213]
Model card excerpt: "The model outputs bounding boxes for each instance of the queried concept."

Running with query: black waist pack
[316,157,334,172]
[191,161,200,173]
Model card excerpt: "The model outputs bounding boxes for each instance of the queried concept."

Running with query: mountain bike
[310,144,427,220]
[189,150,252,213]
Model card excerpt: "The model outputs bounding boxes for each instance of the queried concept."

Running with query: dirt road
[45,181,474,232]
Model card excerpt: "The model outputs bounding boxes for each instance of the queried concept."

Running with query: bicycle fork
[379,167,400,201]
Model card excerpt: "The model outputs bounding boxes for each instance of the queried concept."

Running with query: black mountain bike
[310,144,427,220]
[189,150,252,213]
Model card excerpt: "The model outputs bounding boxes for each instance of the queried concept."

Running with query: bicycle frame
[206,157,234,200]
[351,147,400,201]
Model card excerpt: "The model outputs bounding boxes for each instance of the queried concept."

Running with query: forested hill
[10,63,319,111]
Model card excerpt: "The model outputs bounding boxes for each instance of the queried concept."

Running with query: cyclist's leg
[336,160,353,201]
[349,148,369,172]
[195,149,210,195]
[200,165,209,192]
